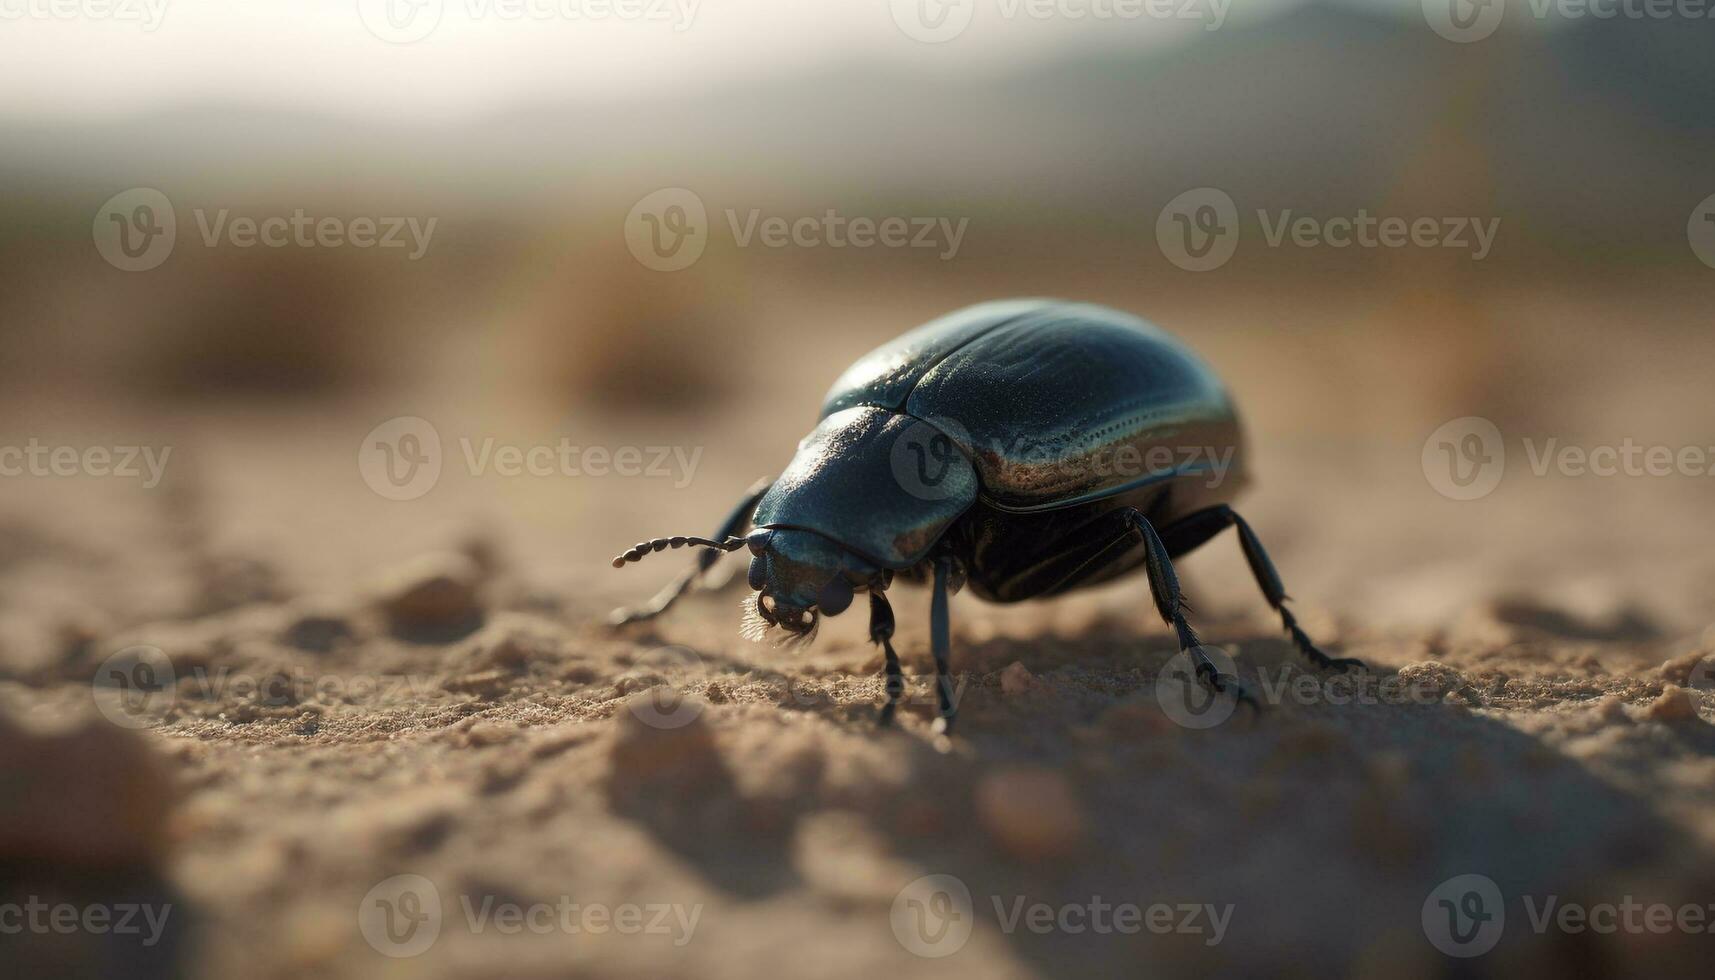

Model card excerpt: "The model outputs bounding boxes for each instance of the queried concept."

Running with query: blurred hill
[3,4,1712,264]
[2,3,1712,406]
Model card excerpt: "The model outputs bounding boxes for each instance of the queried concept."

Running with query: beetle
[610,300,1364,733]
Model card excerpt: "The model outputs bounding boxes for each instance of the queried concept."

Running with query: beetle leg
[1163,506,1366,674]
[870,591,904,727]
[929,557,959,735]
[609,477,774,626]
[1126,510,1259,712]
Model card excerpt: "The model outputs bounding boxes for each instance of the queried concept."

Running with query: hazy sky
[0,0,1334,121]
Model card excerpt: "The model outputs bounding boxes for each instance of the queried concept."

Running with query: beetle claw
[1195,660,1261,713]
[1303,644,1368,673]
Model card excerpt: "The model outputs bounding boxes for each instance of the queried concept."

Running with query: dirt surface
[4,283,1715,979]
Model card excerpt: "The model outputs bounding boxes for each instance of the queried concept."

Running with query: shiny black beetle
[612,300,1363,732]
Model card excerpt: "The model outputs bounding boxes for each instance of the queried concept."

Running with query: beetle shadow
[0,863,195,980]
[603,660,806,901]
[862,622,1715,978]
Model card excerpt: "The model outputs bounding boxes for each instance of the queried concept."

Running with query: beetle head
[741,528,880,644]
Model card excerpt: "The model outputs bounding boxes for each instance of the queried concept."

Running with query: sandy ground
[4,283,1715,979]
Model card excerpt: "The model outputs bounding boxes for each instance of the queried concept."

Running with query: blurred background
[4,1,1715,978]
[4,0,1714,624]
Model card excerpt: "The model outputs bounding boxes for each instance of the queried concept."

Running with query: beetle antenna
[611,535,747,569]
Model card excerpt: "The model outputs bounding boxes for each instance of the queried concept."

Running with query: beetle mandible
[611,300,1364,732]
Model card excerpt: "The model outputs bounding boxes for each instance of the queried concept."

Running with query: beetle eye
[747,531,773,556]
[748,556,767,591]
[816,576,854,617]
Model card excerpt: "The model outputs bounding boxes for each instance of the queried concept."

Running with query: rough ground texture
[3,285,1714,978]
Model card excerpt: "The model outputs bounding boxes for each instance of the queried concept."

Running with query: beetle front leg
[1126,510,1259,712]
[870,591,905,726]
[609,477,773,626]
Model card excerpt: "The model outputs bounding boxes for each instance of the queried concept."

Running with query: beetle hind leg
[1126,510,1259,711]
[1160,505,1366,673]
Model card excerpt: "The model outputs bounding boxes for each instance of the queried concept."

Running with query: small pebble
[999,661,1039,696]
[371,552,485,636]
